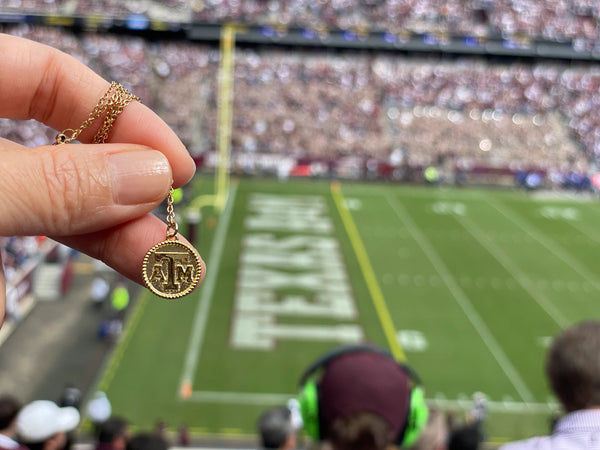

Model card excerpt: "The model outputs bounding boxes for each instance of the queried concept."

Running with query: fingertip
[107,150,172,205]
[109,101,196,187]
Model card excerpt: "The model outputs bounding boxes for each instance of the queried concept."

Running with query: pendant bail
[54,129,76,145]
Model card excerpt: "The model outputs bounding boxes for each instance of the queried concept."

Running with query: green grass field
[99,176,600,445]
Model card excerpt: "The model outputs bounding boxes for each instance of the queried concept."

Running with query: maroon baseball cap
[318,351,411,438]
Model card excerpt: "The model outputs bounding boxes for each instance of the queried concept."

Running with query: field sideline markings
[96,290,150,391]
[456,215,568,328]
[488,197,600,292]
[179,183,239,398]
[187,390,556,413]
[385,193,534,403]
[330,182,405,360]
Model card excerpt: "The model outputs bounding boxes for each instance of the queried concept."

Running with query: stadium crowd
[3,0,600,49]
[0,23,597,183]
[192,0,600,49]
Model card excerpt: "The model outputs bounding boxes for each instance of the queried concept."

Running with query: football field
[98,176,600,445]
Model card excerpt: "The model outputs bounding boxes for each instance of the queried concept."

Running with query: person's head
[0,395,22,435]
[87,391,112,426]
[17,400,80,450]
[297,345,429,450]
[546,320,600,412]
[126,433,168,450]
[97,417,130,450]
[258,406,296,449]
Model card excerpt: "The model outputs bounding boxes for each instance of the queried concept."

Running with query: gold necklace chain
[54,82,140,145]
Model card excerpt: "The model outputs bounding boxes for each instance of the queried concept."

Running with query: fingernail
[108,151,171,205]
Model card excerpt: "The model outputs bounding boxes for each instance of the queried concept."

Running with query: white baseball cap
[17,400,80,443]
[86,391,111,424]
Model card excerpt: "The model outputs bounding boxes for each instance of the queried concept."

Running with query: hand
[0,33,206,319]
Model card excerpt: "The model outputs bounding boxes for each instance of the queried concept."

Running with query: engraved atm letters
[150,251,195,292]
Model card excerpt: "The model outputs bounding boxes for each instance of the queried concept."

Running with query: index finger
[0,33,195,187]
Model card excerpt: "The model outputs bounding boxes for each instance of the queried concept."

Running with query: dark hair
[328,412,394,450]
[25,442,45,450]
[258,407,292,449]
[126,433,168,450]
[0,396,22,430]
[98,417,129,443]
[448,425,480,450]
[546,321,600,411]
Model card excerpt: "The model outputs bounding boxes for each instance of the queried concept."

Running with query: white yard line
[385,193,535,403]
[488,197,600,291]
[568,219,600,247]
[187,390,557,413]
[456,215,569,328]
[190,390,293,405]
[179,184,238,395]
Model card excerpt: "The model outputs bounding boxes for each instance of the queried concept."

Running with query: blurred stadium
[2,0,600,448]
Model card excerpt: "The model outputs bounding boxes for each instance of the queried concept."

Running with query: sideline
[96,290,150,392]
[179,182,239,398]
[186,389,557,413]
[330,181,405,361]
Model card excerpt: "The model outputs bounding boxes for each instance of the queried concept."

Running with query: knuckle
[29,49,61,124]
[39,150,89,231]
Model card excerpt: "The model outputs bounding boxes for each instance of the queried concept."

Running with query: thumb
[0,139,173,236]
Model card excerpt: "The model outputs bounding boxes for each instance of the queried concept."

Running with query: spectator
[105,281,130,337]
[257,406,297,450]
[126,433,168,450]
[447,425,480,450]
[90,276,110,309]
[177,423,190,447]
[500,320,600,449]
[58,386,81,410]
[153,420,167,441]
[297,344,429,450]
[86,392,112,432]
[110,282,130,321]
[95,417,129,450]
[16,400,80,450]
[0,396,27,450]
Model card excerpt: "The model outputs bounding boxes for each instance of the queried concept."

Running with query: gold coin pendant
[142,240,201,299]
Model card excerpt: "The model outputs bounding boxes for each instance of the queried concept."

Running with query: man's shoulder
[499,430,600,450]
[499,436,551,450]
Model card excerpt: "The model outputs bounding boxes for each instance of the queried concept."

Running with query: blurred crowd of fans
[3,1,600,50]
[0,24,596,187]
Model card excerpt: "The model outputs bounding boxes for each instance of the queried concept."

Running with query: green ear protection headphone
[297,344,429,448]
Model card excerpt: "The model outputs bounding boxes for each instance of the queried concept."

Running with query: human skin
[0,33,206,320]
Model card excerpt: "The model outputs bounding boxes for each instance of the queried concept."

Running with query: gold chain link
[165,187,178,240]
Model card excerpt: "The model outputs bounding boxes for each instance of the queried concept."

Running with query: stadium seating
[0,24,596,174]
[3,0,600,49]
